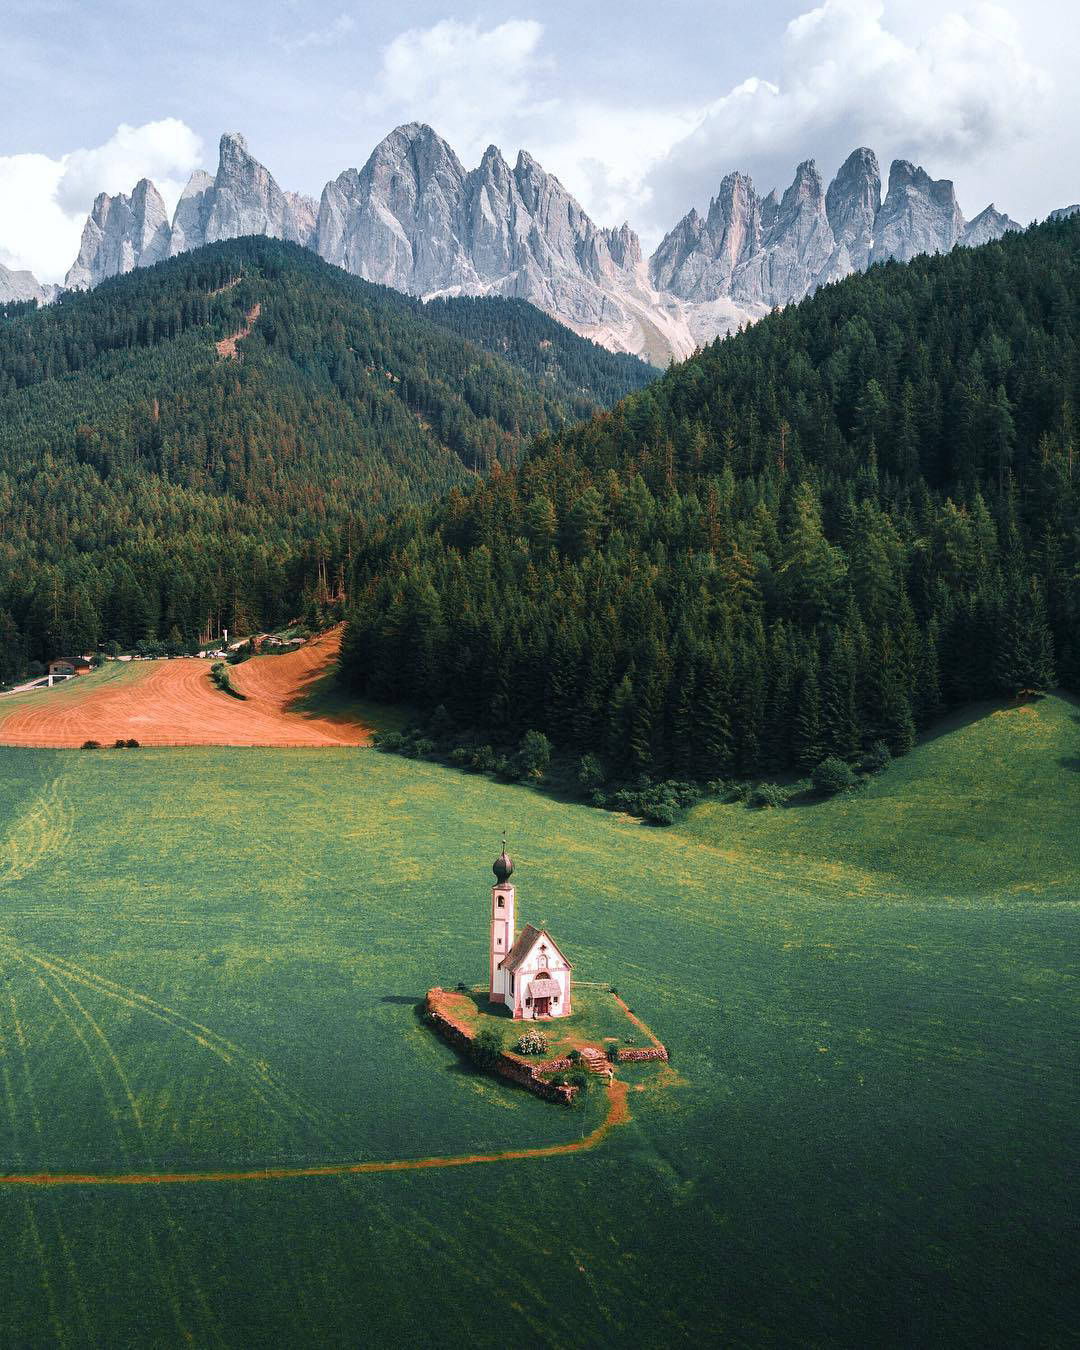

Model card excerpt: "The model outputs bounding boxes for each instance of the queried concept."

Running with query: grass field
[0,696,1075,1345]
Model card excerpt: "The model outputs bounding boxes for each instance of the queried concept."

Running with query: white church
[487,845,572,1020]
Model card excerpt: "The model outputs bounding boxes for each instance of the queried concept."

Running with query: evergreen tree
[995,576,1056,696]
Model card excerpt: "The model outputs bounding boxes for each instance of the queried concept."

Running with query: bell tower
[489,842,516,1003]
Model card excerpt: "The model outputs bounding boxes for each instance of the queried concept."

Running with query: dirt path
[611,994,666,1049]
[216,301,260,358]
[0,629,371,748]
[0,1080,630,1188]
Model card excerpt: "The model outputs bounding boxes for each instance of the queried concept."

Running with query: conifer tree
[995,576,1056,696]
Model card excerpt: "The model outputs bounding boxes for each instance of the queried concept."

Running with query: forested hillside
[0,238,654,680]
[342,215,1080,788]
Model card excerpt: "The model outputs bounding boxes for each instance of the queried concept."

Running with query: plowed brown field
[0,629,371,747]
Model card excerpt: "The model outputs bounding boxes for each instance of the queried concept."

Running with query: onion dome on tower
[493,842,514,883]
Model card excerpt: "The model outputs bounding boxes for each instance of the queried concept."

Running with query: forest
[0,237,654,682]
[342,214,1080,796]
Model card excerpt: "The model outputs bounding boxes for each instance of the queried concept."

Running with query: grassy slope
[0,699,1074,1346]
[683,695,1080,900]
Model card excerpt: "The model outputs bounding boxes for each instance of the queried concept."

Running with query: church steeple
[493,840,513,883]
[489,840,516,1004]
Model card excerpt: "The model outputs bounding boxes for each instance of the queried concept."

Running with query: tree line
[341,214,1079,788]
[0,238,653,683]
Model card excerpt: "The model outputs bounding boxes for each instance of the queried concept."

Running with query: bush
[210,662,246,699]
[448,747,472,767]
[515,1030,549,1056]
[470,1027,504,1068]
[641,794,678,826]
[605,1044,619,1062]
[374,730,403,752]
[812,756,858,796]
[567,1048,582,1065]
[81,740,101,749]
[470,745,496,773]
[125,738,140,748]
[750,782,789,809]
[860,740,892,775]
[114,738,127,749]
[578,753,606,794]
[515,729,552,780]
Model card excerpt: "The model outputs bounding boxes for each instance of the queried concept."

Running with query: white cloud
[0,119,203,284]
[356,17,696,232]
[360,19,548,165]
[644,0,1053,230]
[275,12,355,54]
[355,3,1051,252]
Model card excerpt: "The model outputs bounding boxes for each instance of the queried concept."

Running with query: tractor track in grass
[0,1079,630,1188]
[0,628,371,748]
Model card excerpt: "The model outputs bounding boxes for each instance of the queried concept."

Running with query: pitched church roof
[499,923,573,973]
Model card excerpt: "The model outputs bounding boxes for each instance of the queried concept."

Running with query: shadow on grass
[914,698,1021,747]
[782,787,828,809]
[460,990,513,1019]
[288,665,413,736]
[1059,756,1080,773]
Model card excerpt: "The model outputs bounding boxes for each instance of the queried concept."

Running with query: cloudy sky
[2,0,1077,282]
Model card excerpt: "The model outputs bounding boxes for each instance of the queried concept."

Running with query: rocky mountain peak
[871,159,965,264]
[786,159,824,206]
[204,131,294,244]
[0,262,59,306]
[602,223,641,272]
[56,125,1039,364]
[960,204,1021,248]
[65,178,169,289]
[168,170,214,256]
[825,148,881,271]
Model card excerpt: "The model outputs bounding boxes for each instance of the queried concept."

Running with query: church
[487,845,572,1020]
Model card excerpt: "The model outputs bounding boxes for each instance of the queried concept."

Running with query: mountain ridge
[34,125,1069,358]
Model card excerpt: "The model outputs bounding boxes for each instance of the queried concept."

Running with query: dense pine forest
[342,215,1080,798]
[0,238,654,681]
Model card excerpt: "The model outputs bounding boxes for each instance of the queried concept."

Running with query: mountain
[0,263,58,307]
[648,148,1021,331]
[67,134,317,290]
[960,204,1023,248]
[61,125,1031,360]
[315,123,694,365]
[65,178,171,289]
[0,236,654,680]
[870,160,966,264]
[1049,204,1080,221]
[342,213,1080,791]
[824,147,881,271]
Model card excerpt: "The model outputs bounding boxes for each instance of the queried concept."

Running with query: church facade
[488,846,572,1020]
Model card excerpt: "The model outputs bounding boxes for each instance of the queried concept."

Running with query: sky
[2,0,1077,283]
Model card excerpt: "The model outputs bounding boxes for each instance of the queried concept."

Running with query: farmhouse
[47,657,91,686]
[488,846,572,1019]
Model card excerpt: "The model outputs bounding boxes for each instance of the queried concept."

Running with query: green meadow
[0,696,1076,1346]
